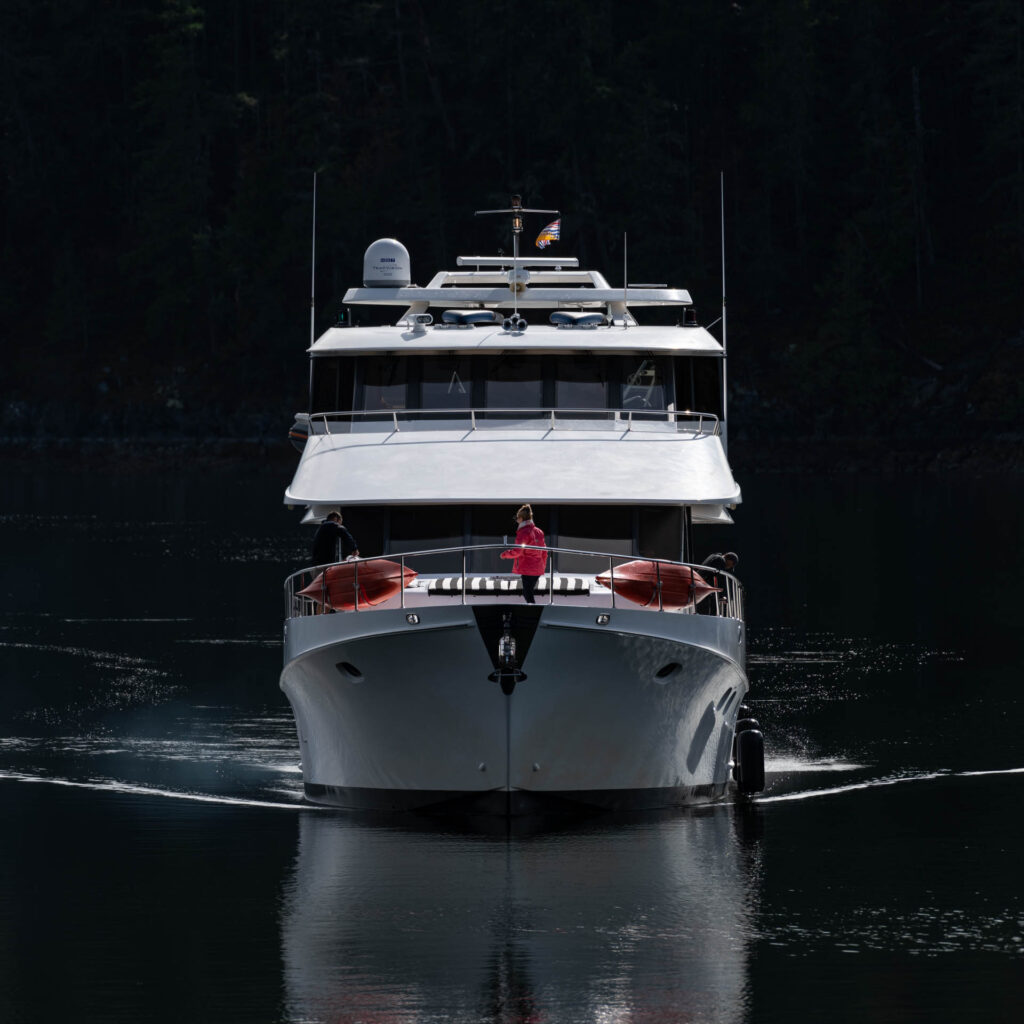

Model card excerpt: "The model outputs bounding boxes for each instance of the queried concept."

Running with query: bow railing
[284,543,743,621]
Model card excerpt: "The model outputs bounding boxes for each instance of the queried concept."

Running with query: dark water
[1,467,1021,1023]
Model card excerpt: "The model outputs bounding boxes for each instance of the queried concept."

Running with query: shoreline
[0,434,1021,476]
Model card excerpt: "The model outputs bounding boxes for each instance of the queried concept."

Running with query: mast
[474,195,558,328]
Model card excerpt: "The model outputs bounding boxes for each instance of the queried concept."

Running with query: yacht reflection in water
[280,809,763,1023]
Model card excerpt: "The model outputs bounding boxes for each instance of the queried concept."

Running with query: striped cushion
[426,576,589,595]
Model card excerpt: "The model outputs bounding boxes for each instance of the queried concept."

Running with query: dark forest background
[2,0,1022,458]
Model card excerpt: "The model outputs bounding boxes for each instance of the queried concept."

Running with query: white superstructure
[280,197,761,814]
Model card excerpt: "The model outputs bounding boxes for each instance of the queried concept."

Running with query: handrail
[285,543,744,623]
[306,407,720,436]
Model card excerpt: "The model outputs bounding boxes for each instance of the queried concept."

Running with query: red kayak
[595,560,719,611]
[297,559,418,611]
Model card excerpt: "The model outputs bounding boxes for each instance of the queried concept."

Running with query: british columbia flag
[535,218,561,249]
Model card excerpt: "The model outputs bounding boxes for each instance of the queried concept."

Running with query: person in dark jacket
[702,551,738,575]
[699,551,738,614]
[500,504,547,604]
[311,511,359,566]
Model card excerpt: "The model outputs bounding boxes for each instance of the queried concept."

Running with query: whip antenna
[623,232,628,329]
[720,171,728,442]
[310,172,318,347]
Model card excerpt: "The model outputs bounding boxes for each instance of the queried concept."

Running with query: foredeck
[284,544,745,623]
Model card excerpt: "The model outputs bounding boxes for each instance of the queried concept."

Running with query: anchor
[487,611,527,695]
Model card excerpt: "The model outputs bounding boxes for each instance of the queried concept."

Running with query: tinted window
[556,355,608,409]
[468,505,524,573]
[311,357,355,413]
[622,358,666,410]
[555,506,633,573]
[485,354,543,408]
[363,356,407,411]
[335,505,384,558]
[422,355,472,409]
[388,507,463,572]
[638,506,682,560]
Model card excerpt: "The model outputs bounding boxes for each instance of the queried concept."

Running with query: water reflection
[280,808,764,1023]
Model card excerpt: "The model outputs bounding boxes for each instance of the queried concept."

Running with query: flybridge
[343,245,693,310]
[343,197,697,328]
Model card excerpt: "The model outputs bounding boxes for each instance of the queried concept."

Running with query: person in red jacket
[500,504,548,603]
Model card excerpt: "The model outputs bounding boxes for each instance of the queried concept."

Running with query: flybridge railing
[308,408,720,435]
[284,543,744,622]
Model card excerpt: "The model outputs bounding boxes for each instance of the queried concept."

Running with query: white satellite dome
[362,238,411,288]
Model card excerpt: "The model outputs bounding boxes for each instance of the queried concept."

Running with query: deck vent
[363,238,411,287]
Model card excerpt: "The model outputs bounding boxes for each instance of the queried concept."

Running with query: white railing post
[462,550,467,606]
[400,555,406,609]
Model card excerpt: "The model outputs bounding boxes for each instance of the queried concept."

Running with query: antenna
[623,232,628,329]
[475,196,558,329]
[310,172,318,347]
[720,171,728,444]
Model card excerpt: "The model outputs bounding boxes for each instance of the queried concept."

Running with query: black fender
[736,728,765,794]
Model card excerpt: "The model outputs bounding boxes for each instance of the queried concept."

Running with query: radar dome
[363,238,411,288]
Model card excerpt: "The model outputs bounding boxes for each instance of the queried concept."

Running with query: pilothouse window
[622,358,666,410]
[311,357,355,413]
[485,354,543,409]
[556,355,609,409]
[363,356,408,411]
[422,356,472,409]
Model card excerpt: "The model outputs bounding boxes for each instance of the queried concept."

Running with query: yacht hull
[280,604,748,814]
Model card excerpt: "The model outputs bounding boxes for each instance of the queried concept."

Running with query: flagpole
[473,197,558,331]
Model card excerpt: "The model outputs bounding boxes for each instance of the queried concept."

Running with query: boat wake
[765,756,865,773]
[759,766,1024,804]
[0,768,316,811]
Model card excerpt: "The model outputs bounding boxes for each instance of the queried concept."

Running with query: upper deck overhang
[284,425,742,508]
[342,285,692,307]
[309,323,723,355]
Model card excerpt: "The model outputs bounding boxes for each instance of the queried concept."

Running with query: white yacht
[281,197,763,814]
